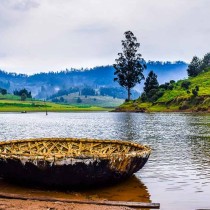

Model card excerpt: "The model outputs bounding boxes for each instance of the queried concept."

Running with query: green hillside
[50,92,124,108]
[0,94,111,112]
[116,69,210,112]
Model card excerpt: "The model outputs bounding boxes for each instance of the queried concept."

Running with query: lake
[0,112,210,210]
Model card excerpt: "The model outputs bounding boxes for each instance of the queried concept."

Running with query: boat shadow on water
[0,175,151,203]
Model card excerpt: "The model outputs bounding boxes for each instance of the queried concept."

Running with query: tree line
[13,88,32,101]
[113,31,210,102]
[0,87,7,95]
[187,53,210,77]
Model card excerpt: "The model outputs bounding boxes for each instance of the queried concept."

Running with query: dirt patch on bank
[0,198,132,210]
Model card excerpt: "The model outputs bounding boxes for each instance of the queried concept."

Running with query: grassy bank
[116,69,210,113]
[0,95,112,112]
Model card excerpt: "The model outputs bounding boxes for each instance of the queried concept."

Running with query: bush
[196,106,208,112]
[0,88,7,95]
[159,82,173,90]
[179,103,190,110]
[14,88,32,98]
[77,97,82,103]
[192,88,198,97]
[21,93,27,101]
[147,89,164,102]
[140,92,147,102]
[168,85,174,90]
[181,81,191,90]
[81,87,95,96]
[170,80,175,84]
[195,86,199,91]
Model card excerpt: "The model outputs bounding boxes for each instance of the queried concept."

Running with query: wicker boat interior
[0,138,151,160]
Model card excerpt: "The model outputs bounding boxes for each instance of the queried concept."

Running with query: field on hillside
[117,69,210,112]
[52,92,124,108]
[0,94,112,112]
[157,70,210,103]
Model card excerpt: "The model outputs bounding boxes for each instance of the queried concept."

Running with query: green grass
[0,94,21,100]
[0,95,112,112]
[157,70,210,103]
[53,93,124,108]
[117,69,210,112]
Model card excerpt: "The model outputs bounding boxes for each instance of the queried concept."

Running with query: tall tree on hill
[141,71,160,102]
[187,56,202,77]
[143,71,159,94]
[113,31,146,101]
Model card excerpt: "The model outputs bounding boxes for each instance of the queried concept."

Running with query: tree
[113,31,146,101]
[60,97,64,102]
[200,52,210,71]
[143,71,159,94]
[14,88,32,98]
[21,93,27,101]
[81,87,95,96]
[142,71,160,102]
[181,81,191,90]
[187,56,201,77]
[0,88,7,95]
[192,86,199,97]
[77,97,82,103]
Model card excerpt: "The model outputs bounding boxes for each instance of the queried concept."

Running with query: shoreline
[0,109,209,114]
[0,110,112,113]
[0,198,131,210]
[112,108,210,114]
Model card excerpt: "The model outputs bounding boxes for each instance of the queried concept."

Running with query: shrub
[140,92,147,102]
[181,81,191,90]
[77,97,82,103]
[170,80,175,84]
[0,88,7,95]
[192,86,199,97]
[196,106,208,112]
[179,104,189,110]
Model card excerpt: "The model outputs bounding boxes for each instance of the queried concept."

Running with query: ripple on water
[0,112,210,210]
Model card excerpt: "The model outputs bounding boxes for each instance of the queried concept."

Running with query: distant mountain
[0,61,188,99]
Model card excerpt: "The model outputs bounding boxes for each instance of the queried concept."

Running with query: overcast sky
[0,0,210,74]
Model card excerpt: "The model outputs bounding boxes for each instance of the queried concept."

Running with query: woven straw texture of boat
[0,138,151,187]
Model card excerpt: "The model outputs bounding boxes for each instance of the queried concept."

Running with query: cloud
[0,0,210,74]
[1,0,40,11]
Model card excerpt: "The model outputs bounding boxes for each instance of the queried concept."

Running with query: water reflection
[0,112,210,210]
[0,175,151,203]
[188,136,210,179]
[113,112,137,141]
[86,175,151,202]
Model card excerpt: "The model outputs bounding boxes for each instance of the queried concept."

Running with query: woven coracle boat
[0,138,151,187]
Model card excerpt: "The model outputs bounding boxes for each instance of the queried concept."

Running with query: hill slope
[117,69,210,112]
[0,61,187,99]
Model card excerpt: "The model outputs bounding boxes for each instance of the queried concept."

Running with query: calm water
[0,112,210,210]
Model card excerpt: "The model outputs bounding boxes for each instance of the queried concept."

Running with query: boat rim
[0,137,151,159]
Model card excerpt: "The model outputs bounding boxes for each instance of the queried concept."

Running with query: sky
[0,0,210,74]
